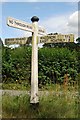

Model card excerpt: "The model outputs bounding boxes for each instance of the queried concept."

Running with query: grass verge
[2,90,79,119]
[2,83,30,90]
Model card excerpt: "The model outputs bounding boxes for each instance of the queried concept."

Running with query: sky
[0,1,80,44]
[0,0,79,2]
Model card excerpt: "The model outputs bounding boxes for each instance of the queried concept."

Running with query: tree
[0,38,3,47]
[76,37,80,43]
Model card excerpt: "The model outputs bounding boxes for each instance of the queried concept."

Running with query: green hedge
[2,46,31,83]
[2,44,79,85]
[38,47,79,85]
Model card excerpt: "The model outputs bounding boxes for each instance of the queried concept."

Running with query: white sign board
[7,17,46,35]
[38,26,46,35]
[7,17,33,32]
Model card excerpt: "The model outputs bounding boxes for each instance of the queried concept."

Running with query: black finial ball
[31,16,39,22]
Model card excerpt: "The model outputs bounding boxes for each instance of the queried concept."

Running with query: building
[40,33,74,43]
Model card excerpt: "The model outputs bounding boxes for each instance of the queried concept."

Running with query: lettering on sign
[5,37,27,45]
[38,27,46,35]
[7,17,33,32]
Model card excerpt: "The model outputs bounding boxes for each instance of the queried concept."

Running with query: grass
[2,82,30,90]
[2,81,78,92]
[2,86,79,119]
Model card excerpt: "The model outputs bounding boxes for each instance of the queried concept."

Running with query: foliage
[2,43,80,86]
[2,46,31,83]
[0,39,2,83]
[43,42,80,51]
[38,47,79,85]
[76,37,80,43]
[0,38,3,47]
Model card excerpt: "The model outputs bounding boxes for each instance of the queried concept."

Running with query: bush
[2,45,79,86]
[38,47,79,85]
[2,46,31,83]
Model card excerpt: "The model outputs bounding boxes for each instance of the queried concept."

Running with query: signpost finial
[31,16,39,22]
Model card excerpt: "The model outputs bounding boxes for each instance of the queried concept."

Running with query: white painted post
[7,16,46,104]
[30,16,39,104]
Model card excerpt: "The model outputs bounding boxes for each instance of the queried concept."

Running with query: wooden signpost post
[7,16,46,104]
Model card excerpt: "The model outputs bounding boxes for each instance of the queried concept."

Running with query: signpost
[7,16,46,104]
[30,16,39,104]
[7,17,46,35]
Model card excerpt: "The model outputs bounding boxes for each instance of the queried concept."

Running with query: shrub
[2,45,79,85]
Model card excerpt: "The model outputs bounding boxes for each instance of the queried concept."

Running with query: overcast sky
[0,1,80,44]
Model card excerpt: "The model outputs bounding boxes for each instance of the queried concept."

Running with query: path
[0,89,79,97]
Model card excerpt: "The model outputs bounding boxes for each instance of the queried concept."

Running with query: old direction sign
[38,26,46,35]
[7,16,46,104]
[7,17,33,32]
[5,37,27,45]
[7,17,46,35]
